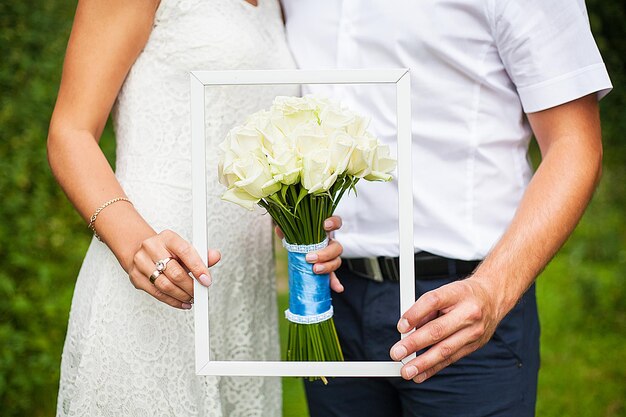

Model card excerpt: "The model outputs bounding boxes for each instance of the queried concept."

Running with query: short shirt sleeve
[491,0,612,113]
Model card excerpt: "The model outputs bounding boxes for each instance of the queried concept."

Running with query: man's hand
[390,93,603,383]
[389,276,503,382]
[275,215,345,293]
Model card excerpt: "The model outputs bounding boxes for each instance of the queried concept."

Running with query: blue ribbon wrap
[283,239,334,324]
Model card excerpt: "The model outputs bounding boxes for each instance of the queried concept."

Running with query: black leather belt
[343,252,481,282]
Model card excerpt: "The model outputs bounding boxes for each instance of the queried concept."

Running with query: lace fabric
[57,1,297,416]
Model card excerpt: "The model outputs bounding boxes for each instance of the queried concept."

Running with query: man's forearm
[471,119,602,320]
[392,94,603,382]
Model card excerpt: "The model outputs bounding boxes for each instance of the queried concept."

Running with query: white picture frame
[190,69,415,377]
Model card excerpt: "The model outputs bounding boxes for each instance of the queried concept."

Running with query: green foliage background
[0,1,624,416]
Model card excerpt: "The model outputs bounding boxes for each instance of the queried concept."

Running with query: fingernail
[404,365,418,379]
[182,303,192,310]
[314,264,326,273]
[391,344,408,361]
[324,220,333,230]
[199,274,212,287]
[414,373,427,384]
[306,253,318,262]
[397,318,410,333]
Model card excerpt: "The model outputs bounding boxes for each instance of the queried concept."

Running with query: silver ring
[155,257,172,272]
[149,270,162,284]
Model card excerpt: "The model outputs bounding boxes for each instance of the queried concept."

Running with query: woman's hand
[127,230,221,309]
[275,215,345,293]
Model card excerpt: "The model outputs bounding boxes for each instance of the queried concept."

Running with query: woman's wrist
[91,201,156,272]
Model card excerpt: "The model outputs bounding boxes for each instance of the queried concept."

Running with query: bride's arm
[48,0,216,309]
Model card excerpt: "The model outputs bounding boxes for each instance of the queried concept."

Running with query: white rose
[219,125,266,159]
[267,141,301,185]
[315,98,369,137]
[218,156,239,188]
[243,109,271,128]
[302,149,338,194]
[293,120,329,156]
[273,96,317,115]
[346,114,370,137]
[346,134,377,177]
[243,109,286,153]
[318,105,356,132]
[327,131,355,176]
[363,144,397,182]
[270,96,319,135]
[221,187,259,210]
[231,154,281,199]
[304,95,333,109]
[218,126,267,189]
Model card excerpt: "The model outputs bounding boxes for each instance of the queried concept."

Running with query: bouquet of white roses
[218,95,396,373]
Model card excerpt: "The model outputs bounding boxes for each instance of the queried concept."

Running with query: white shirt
[282,0,612,260]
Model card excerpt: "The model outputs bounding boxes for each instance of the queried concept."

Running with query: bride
[47,0,343,415]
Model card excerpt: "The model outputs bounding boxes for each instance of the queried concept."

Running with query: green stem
[304,194,310,243]
[331,176,355,213]
[310,194,319,242]
[259,199,298,243]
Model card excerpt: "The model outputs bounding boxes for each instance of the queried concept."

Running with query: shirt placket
[336,0,358,69]
[334,0,361,239]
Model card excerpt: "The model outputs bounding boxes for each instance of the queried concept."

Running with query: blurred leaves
[0,2,95,416]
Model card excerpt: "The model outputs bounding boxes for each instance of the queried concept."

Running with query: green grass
[276,241,311,417]
[279,292,311,417]
[536,257,626,417]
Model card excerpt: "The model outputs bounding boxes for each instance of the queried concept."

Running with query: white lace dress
[57,1,297,416]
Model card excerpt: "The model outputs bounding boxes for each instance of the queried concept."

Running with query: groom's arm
[389,93,602,382]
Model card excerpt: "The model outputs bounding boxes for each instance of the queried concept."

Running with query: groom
[283,1,612,416]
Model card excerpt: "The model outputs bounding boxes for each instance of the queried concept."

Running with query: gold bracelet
[88,197,133,241]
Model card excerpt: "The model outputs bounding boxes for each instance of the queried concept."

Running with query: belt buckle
[362,257,384,282]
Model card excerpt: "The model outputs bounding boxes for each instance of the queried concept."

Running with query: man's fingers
[390,310,466,361]
[306,239,343,263]
[313,257,342,275]
[399,329,479,382]
[398,284,460,333]
[329,271,344,293]
[274,225,285,239]
[304,239,343,275]
[323,215,342,232]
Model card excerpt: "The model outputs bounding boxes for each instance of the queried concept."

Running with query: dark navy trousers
[304,264,540,417]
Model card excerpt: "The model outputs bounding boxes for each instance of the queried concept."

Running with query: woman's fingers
[207,249,221,267]
[159,230,213,286]
[129,267,191,310]
[158,258,194,299]
[129,230,222,309]
[134,249,192,302]
[152,273,192,303]
[142,279,193,310]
